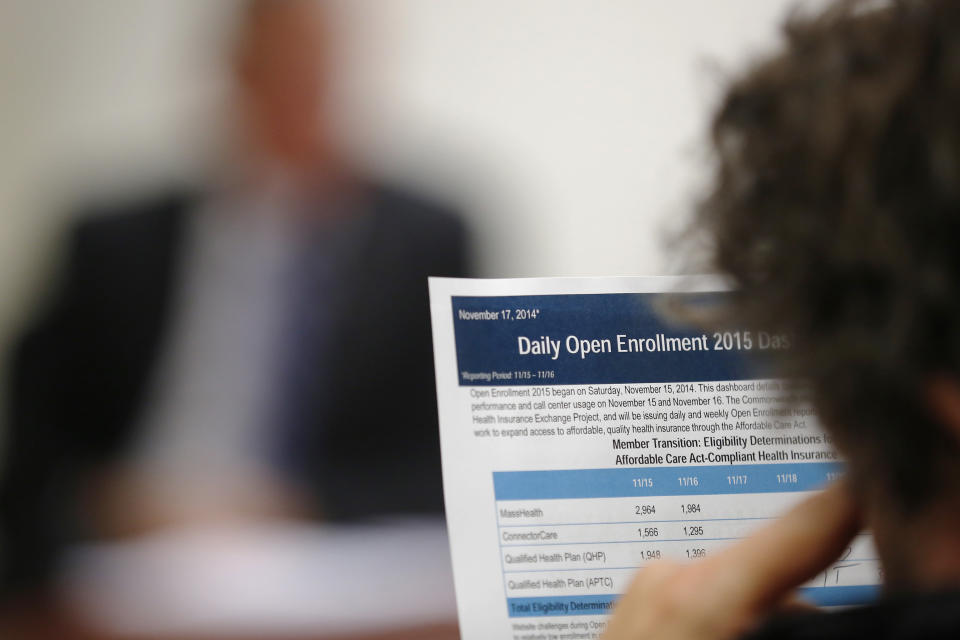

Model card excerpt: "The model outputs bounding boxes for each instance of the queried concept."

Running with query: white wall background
[0,0,825,366]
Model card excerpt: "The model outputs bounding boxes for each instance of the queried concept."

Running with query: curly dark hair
[694,0,960,508]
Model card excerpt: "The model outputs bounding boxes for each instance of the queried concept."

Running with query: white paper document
[429,276,881,640]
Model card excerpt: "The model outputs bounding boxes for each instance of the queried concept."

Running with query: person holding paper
[604,0,960,638]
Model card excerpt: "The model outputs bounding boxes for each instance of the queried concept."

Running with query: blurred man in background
[0,0,468,599]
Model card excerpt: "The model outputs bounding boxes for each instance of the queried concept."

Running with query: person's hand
[601,482,861,640]
[85,465,316,537]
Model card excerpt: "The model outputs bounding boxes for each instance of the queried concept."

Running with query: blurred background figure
[0,0,467,634]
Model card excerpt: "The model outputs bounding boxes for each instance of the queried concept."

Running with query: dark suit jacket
[0,183,469,596]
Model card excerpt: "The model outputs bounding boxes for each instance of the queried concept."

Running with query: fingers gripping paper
[428,277,880,640]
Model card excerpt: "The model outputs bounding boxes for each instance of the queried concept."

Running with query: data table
[493,462,881,618]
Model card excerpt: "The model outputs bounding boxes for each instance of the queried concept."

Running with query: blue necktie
[265,231,339,486]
